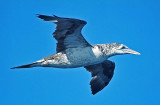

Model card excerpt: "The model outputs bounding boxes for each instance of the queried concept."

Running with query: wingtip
[91,87,97,95]
[92,92,96,95]
[36,14,57,17]
[36,14,58,22]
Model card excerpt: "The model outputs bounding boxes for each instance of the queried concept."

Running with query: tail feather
[11,62,39,69]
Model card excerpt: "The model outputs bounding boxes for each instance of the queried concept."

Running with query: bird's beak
[123,49,141,55]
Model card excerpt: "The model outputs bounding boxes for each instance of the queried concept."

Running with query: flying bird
[11,14,140,95]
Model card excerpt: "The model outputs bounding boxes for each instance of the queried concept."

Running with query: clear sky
[1,0,160,105]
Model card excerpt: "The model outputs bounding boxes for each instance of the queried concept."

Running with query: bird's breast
[64,46,106,67]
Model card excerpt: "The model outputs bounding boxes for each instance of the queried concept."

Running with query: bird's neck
[94,44,115,58]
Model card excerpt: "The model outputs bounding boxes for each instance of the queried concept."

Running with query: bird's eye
[121,46,126,49]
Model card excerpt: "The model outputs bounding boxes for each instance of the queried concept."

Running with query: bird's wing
[84,60,115,95]
[37,14,91,52]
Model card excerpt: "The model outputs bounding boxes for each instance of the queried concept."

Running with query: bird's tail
[11,62,41,69]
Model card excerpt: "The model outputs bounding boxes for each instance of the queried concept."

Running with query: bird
[11,14,140,95]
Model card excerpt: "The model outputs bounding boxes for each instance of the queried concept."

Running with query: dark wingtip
[91,88,98,95]
[90,86,97,95]
[36,14,58,21]
[92,92,96,95]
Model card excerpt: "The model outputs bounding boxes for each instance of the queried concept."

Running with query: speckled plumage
[11,14,140,95]
[36,45,114,68]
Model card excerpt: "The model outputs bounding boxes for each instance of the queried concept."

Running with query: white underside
[40,46,107,68]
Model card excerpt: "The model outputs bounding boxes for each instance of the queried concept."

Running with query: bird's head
[106,43,140,56]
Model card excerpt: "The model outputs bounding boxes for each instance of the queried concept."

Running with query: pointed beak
[123,49,141,55]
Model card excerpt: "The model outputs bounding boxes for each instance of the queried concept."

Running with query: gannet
[11,14,140,95]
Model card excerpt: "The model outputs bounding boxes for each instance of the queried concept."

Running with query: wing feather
[84,60,115,95]
[37,14,91,52]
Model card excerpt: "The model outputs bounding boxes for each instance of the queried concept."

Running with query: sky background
[1,0,160,105]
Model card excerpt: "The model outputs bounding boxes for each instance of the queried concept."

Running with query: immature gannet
[11,14,140,95]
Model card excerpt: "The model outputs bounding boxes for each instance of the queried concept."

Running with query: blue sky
[1,0,160,105]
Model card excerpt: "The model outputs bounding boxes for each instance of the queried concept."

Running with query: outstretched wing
[37,14,91,52]
[84,60,115,95]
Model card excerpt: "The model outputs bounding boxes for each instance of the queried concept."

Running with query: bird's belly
[63,47,106,67]
[44,47,106,68]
